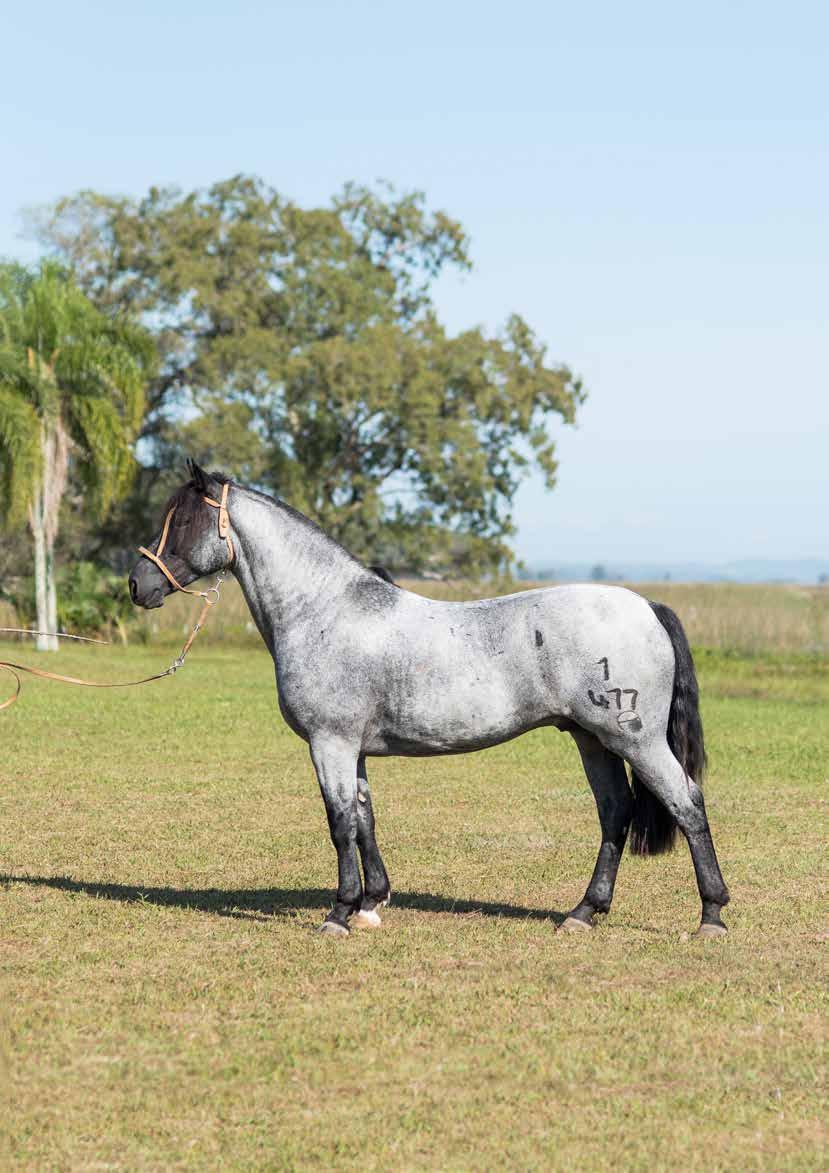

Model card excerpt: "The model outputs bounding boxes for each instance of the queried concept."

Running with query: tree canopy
[34,176,584,574]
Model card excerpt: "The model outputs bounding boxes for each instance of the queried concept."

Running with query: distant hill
[522,558,829,586]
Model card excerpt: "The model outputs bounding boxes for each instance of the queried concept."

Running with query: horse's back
[393,582,667,666]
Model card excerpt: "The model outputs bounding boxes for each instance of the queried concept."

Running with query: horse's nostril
[129,577,138,603]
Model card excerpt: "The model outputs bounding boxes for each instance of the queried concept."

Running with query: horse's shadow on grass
[0,873,566,925]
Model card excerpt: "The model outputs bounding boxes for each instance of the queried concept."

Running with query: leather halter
[138,481,234,593]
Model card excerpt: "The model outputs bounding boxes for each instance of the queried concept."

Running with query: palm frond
[0,259,151,527]
[58,335,147,437]
[0,387,40,524]
[69,396,135,511]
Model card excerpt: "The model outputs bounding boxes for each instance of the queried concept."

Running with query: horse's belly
[365,663,554,756]
[366,717,558,756]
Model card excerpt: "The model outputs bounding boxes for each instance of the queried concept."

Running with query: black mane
[158,481,215,549]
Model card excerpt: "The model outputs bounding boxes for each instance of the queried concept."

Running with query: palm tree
[0,262,152,649]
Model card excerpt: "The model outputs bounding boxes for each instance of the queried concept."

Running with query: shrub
[0,562,133,643]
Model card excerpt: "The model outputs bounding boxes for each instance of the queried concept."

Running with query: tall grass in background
[7,577,815,657]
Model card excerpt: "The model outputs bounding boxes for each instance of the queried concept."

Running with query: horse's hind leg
[351,755,391,929]
[560,730,634,932]
[627,741,730,937]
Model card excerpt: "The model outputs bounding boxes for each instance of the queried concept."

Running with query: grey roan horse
[129,463,730,939]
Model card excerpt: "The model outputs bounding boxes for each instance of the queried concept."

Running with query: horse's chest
[272,658,323,741]
[273,651,364,741]
[275,687,311,741]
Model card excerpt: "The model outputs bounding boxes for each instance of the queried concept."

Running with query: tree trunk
[31,486,50,652]
[45,538,58,650]
[41,420,68,652]
[28,419,68,653]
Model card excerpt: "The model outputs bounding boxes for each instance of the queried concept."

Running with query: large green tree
[34,177,584,574]
[0,262,152,648]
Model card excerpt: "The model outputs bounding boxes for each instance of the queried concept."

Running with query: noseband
[138,481,234,594]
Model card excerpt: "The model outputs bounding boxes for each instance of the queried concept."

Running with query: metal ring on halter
[206,587,221,604]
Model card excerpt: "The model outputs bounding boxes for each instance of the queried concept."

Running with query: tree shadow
[0,872,565,925]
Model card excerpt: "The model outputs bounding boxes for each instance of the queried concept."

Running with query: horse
[129,462,730,939]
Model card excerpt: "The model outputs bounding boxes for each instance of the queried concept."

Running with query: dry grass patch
[1,642,827,1169]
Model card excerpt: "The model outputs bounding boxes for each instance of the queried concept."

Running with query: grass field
[1,594,827,1169]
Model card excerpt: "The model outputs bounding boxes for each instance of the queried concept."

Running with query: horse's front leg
[310,738,363,936]
[351,754,391,929]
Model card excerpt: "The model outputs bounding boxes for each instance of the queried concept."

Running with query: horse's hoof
[558,916,592,933]
[695,921,727,940]
[318,920,349,938]
[378,890,391,908]
[352,908,382,929]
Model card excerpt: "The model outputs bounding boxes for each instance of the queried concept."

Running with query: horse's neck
[230,491,361,648]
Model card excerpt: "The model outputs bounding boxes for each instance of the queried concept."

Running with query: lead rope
[0,630,109,644]
[0,485,233,713]
[0,572,226,713]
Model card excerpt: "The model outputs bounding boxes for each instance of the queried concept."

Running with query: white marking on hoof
[352,908,382,929]
[558,916,592,933]
[695,922,727,939]
[318,920,349,938]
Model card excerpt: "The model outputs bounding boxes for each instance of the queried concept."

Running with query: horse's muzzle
[128,560,168,609]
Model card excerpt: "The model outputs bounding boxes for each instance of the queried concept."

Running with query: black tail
[629,601,707,855]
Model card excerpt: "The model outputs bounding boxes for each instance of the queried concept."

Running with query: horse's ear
[186,458,207,493]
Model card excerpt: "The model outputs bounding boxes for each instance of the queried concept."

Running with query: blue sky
[2,1,826,567]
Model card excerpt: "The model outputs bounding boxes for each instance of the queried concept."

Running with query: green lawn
[2,642,826,1170]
